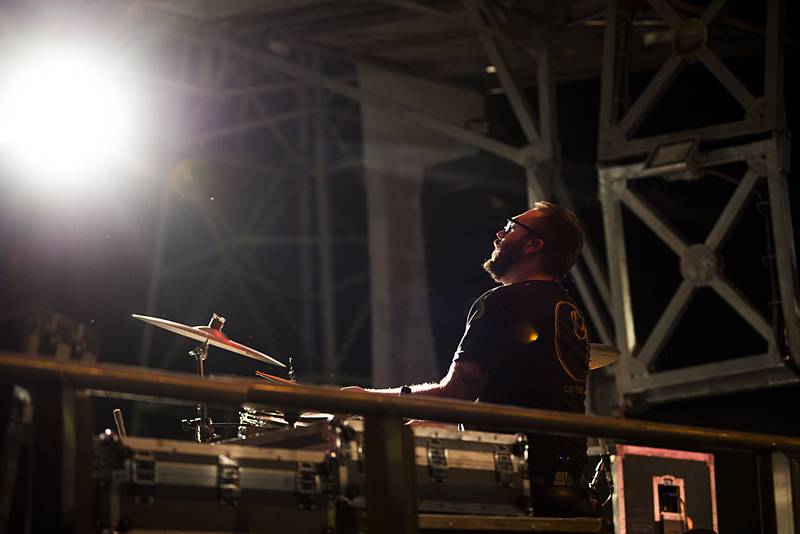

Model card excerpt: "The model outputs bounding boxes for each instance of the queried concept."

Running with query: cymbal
[589,343,620,370]
[132,314,285,368]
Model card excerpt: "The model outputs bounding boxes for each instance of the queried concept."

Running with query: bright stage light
[0,42,141,188]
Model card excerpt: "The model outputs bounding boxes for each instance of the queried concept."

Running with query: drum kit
[132,312,339,442]
[131,312,621,443]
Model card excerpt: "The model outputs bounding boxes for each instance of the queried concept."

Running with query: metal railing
[1,352,798,533]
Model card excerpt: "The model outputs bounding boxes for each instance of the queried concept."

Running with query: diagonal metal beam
[700,0,731,26]
[617,54,685,138]
[696,46,756,110]
[621,189,690,256]
[198,152,287,175]
[464,0,540,143]
[161,162,292,278]
[705,169,760,250]
[549,176,611,310]
[135,71,211,97]
[190,196,285,358]
[219,80,306,98]
[647,0,684,28]
[709,275,773,342]
[374,0,530,50]
[571,264,612,345]
[178,31,523,164]
[211,50,233,92]
[638,280,696,369]
[159,182,298,370]
[182,108,316,147]
[247,95,306,169]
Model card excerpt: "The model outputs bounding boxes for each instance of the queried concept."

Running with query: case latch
[427,439,448,483]
[494,445,515,487]
[217,454,241,506]
[296,462,320,509]
[129,451,156,502]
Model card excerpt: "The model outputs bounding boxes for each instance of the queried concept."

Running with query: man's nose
[496,229,506,239]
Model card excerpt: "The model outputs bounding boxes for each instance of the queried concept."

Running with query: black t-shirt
[453,280,589,475]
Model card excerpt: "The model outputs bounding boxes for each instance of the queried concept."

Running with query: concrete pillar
[358,64,482,387]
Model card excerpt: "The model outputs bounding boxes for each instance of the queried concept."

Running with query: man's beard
[483,238,525,282]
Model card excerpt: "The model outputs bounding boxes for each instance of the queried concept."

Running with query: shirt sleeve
[453,290,517,368]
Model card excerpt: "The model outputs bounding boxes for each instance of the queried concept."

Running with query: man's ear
[526,238,543,254]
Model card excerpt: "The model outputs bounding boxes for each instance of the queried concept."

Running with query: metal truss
[597,0,798,408]
[130,30,371,436]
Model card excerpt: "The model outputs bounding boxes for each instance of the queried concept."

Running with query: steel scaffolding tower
[596,0,798,408]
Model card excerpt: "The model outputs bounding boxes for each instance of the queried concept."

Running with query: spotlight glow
[0,42,141,188]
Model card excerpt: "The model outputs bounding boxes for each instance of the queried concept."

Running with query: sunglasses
[503,217,537,235]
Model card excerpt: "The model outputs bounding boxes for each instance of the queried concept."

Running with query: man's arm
[364,360,485,400]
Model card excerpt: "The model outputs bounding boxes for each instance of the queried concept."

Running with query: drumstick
[255,370,298,385]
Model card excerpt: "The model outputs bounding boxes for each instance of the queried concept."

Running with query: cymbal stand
[589,437,614,506]
[186,338,215,442]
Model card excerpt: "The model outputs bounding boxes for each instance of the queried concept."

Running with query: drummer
[346,202,590,492]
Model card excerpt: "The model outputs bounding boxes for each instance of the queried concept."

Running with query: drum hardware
[113,408,127,438]
[185,314,217,443]
[589,437,615,506]
[181,419,250,430]
[237,406,291,438]
[131,311,619,445]
[236,405,334,438]
[251,357,317,428]
[255,370,298,385]
[586,347,619,505]
[254,356,298,385]
[133,312,287,443]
